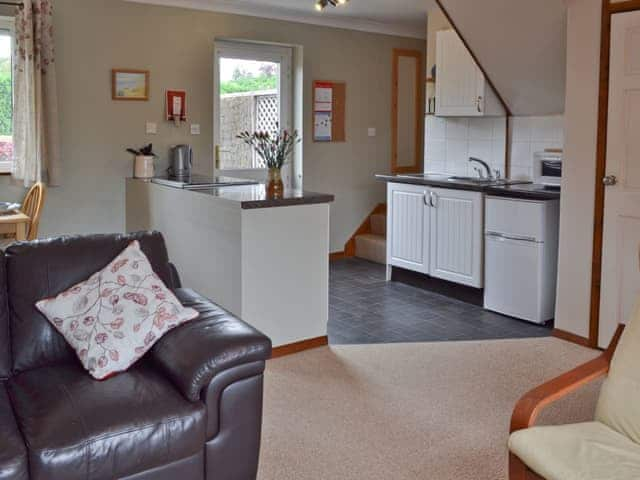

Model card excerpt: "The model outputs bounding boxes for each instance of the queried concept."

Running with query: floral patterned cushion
[35,240,198,380]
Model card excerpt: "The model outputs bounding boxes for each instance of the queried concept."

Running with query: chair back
[595,301,640,444]
[21,182,46,240]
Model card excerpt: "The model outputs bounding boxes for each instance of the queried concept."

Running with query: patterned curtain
[12,0,60,187]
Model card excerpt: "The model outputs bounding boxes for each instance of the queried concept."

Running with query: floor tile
[328,258,552,345]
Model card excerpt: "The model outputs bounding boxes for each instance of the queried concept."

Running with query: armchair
[508,323,631,480]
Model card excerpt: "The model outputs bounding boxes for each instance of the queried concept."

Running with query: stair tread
[356,233,386,241]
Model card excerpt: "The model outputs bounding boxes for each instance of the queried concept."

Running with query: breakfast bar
[125,178,334,348]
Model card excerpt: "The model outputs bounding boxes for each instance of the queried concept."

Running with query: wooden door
[435,30,485,117]
[429,188,483,288]
[599,10,640,347]
[386,183,430,277]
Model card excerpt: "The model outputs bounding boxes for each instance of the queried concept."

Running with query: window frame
[0,15,14,174]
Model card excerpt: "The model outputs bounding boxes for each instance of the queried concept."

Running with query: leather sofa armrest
[151,288,272,402]
[168,263,182,289]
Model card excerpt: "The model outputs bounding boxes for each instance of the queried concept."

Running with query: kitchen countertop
[145,180,335,209]
[486,183,561,200]
[376,174,561,200]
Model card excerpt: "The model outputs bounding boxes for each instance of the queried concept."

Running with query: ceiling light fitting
[315,0,349,12]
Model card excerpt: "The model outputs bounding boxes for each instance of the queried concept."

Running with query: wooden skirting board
[552,328,593,349]
[270,336,329,359]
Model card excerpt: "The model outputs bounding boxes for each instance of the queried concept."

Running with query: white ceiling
[125,0,433,38]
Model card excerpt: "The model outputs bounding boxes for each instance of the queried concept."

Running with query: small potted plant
[237,128,300,198]
[127,144,157,179]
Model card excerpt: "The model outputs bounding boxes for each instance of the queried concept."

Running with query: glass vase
[267,167,284,198]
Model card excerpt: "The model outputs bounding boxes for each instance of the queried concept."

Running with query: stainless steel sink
[447,176,496,184]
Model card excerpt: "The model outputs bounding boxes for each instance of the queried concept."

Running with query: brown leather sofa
[0,232,272,480]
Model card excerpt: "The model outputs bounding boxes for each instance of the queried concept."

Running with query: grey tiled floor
[329,258,552,345]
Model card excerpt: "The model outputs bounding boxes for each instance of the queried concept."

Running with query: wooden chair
[21,182,46,240]
[0,182,46,246]
[508,322,632,479]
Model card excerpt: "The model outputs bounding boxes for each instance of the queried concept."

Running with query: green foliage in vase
[237,128,300,170]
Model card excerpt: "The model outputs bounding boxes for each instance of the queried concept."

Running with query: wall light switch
[146,122,157,134]
[368,127,376,137]
[190,124,201,135]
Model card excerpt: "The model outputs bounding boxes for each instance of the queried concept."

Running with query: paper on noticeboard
[314,112,332,142]
[314,86,333,112]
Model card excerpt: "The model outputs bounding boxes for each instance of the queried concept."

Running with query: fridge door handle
[486,231,539,243]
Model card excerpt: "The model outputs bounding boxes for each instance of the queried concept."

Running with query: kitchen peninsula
[125,179,334,348]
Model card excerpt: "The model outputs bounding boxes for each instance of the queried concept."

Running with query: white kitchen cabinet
[386,183,483,288]
[435,30,503,117]
[386,182,430,278]
[429,188,484,287]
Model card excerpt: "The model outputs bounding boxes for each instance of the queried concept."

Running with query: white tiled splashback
[424,115,565,181]
[508,115,564,180]
[424,116,507,177]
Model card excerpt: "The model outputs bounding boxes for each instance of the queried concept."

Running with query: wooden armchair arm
[510,324,625,433]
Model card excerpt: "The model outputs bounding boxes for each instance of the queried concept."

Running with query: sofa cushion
[5,232,174,373]
[35,240,198,380]
[0,383,28,480]
[596,300,640,444]
[8,362,206,480]
[509,421,640,480]
[0,252,10,379]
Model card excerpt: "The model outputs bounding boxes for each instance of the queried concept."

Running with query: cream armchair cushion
[508,421,640,480]
[595,301,640,444]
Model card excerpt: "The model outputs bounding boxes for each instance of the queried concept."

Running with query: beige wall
[554,0,601,338]
[0,0,424,253]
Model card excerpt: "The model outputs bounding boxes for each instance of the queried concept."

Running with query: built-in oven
[533,151,562,187]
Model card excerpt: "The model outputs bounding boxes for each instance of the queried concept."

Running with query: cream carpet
[259,338,602,480]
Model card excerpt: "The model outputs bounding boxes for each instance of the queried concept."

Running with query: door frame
[212,39,293,179]
[589,0,640,348]
[391,48,423,174]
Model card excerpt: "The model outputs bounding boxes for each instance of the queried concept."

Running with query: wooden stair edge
[343,203,387,258]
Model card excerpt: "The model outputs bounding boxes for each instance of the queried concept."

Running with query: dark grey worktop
[188,184,335,209]
[486,183,561,200]
[376,174,561,200]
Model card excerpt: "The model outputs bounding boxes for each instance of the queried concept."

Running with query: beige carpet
[258,338,602,480]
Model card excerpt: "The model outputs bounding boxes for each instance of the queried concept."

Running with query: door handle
[603,175,617,186]
[477,96,483,113]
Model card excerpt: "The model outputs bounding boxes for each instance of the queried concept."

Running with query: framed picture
[111,69,149,101]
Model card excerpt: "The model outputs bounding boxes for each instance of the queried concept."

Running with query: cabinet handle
[430,191,438,208]
[477,96,483,113]
[423,192,429,206]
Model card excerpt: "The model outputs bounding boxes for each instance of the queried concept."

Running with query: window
[213,41,292,173]
[0,17,13,174]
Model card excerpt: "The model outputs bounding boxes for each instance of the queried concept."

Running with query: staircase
[354,212,387,265]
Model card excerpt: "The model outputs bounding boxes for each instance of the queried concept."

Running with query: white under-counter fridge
[484,196,560,324]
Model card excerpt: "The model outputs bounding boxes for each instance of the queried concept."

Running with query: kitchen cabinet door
[435,30,503,117]
[429,188,483,287]
[387,183,430,275]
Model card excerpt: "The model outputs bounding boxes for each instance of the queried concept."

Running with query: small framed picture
[111,69,149,101]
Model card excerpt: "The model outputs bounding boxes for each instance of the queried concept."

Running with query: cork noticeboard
[313,81,346,142]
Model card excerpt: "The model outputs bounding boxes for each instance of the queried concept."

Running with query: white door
[599,11,640,347]
[213,40,293,185]
[435,30,485,117]
[386,183,430,276]
[429,188,483,287]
